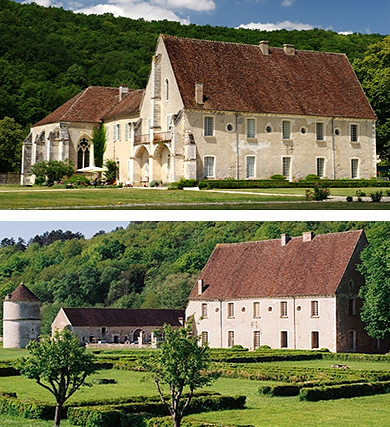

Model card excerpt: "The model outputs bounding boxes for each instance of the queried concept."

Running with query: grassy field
[2,353,390,427]
[0,186,390,209]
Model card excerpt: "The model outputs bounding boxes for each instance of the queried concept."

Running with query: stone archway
[133,145,150,186]
[77,137,91,169]
[153,144,171,183]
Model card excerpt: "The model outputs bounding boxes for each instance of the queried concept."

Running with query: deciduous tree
[16,329,96,427]
[141,322,219,427]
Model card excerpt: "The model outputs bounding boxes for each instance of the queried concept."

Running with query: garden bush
[0,397,55,420]
[299,381,390,401]
[370,190,383,202]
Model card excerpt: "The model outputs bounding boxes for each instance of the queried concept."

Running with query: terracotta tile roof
[189,230,366,300]
[4,283,40,302]
[34,87,123,126]
[103,89,144,119]
[162,35,376,120]
[62,307,185,327]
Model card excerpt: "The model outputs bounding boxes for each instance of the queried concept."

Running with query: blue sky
[18,0,390,34]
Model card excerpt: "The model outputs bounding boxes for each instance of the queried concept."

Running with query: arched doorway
[153,144,171,183]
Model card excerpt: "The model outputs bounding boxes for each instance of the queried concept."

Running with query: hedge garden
[1,347,390,426]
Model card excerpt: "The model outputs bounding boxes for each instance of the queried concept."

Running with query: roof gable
[189,230,366,299]
[62,308,185,327]
[34,86,142,126]
[161,35,376,120]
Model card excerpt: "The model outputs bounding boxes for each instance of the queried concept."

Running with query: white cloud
[152,0,216,12]
[338,31,353,35]
[238,20,314,31]
[281,0,295,6]
[23,0,63,7]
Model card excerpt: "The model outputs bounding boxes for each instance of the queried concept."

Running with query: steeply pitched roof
[162,35,376,120]
[189,230,366,300]
[4,283,40,302]
[103,89,144,119]
[62,308,185,327]
[34,87,144,126]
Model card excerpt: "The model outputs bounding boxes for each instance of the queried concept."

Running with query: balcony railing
[134,131,172,145]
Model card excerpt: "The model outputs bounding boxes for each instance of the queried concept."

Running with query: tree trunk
[54,403,62,427]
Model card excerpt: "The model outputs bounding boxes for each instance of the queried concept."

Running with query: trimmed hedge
[68,394,246,427]
[0,397,54,419]
[299,381,390,401]
[198,178,390,190]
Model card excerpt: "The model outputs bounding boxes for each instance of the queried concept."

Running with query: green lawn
[0,186,389,209]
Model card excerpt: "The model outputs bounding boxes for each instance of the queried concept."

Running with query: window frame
[201,331,209,345]
[246,118,256,139]
[280,301,288,318]
[253,301,260,318]
[203,156,215,179]
[253,330,261,349]
[204,116,214,137]
[282,156,291,180]
[350,124,358,143]
[316,157,325,178]
[351,158,359,179]
[316,122,325,141]
[282,120,291,140]
[311,331,319,349]
[311,300,319,317]
[228,330,235,347]
[348,299,356,316]
[227,302,235,318]
[281,331,288,348]
[246,155,256,179]
[201,303,208,318]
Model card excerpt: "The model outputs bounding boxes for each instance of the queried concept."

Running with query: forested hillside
[0,0,389,172]
[1,221,390,334]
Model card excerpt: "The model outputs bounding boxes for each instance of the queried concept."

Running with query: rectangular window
[106,125,110,143]
[351,158,359,179]
[348,299,356,315]
[317,158,325,178]
[201,331,208,345]
[348,330,356,351]
[282,157,291,180]
[311,331,319,349]
[311,300,319,317]
[204,116,214,137]
[281,331,288,348]
[253,331,261,349]
[204,156,215,178]
[316,122,324,141]
[253,302,260,318]
[282,121,291,140]
[350,124,358,142]
[228,331,235,347]
[247,118,256,138]
[125,123,132,141]
[202,303,208,317]
[227,302,235,318]
[280,301,288,317]
[246,156,255,178]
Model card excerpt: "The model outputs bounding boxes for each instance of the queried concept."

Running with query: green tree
[92,124,106,167]
[103,159,118,183]
[0,116,26,172]
[358,237,390,338]
[31,159,74,185]
[141,323,219,427]
[16,329,96,427]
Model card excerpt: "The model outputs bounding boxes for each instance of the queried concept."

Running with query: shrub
[31,159,74,185]
[305,174,320,180]
[305,183,330,201]
[93,378,117,384]
[370,190,383,202]
[65,175,91,186]
[168,182,181,190]
[270,174,286,180]
[230,345,248,351]
[356,189,366,197]
[0,397,55,420]
[346,196,353,202]
[179,178,198,187]
[149,180,162,187]
[259,385,300,397]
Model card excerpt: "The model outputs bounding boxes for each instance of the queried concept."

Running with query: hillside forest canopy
[0,0,389,173]
[1,221,390,337]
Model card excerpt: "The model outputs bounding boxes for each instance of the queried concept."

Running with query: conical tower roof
[4,283,40,302]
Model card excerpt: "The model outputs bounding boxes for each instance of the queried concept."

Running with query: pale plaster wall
[186,296,338,352]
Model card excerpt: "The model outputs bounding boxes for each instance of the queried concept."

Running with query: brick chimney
[195,82,204,105]
[259,40,269,55]
[302,231,314,242]
[197,279,204,295]
[284,44,295,55]
[281,233,291,246]
[119,84,129,101]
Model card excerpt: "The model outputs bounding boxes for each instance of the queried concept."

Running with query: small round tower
[3,283,41,348]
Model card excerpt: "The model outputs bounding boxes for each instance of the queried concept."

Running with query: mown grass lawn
[0,186,390,209]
